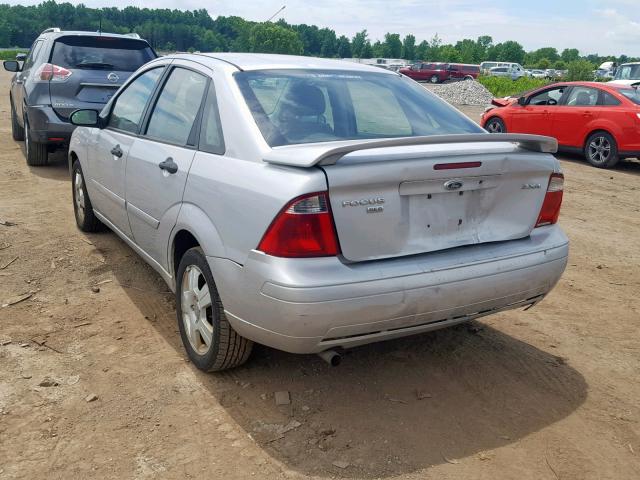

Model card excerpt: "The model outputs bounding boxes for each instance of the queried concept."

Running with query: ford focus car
[482,81,640,168]
[68,53,568,371]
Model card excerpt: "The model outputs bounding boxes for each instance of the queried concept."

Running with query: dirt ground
[1,68,639,480]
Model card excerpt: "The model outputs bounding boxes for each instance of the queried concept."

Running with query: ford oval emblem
[107,72,119,83]
[444,179,464,191]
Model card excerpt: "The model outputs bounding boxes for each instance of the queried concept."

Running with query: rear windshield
[235,69,482,147]
[616,87,640,105]
[51,36,156,71]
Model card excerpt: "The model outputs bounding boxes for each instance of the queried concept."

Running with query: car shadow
[89,232,587,478]
[556,151,640,176]
[16,142,69,181]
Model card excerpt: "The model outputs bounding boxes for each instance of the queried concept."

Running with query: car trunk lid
[263,134,559,262]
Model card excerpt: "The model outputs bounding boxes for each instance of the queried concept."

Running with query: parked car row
[5,30,569,371]
[481,81,640,168]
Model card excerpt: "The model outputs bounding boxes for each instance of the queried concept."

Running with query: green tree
[336,35,351,58]
[415,40,429,60]
[537,58,550,69]
[553,60,566,70]
[248,23,303,55]
[561,48,580,63]
[402,34,416,60]
[496,40,525,64]
[383,33,402,58]
[440,45,461,62]
[567,60,595,81]
[351,29,368,58]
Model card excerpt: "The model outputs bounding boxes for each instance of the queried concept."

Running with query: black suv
[3,28,156,166]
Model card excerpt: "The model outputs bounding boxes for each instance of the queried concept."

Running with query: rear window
[614,64,640,81]
[51,36,155,72]
[616,87,640,105]
[235,69,482,147]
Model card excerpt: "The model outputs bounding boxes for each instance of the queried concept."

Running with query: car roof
[178,53,399,74]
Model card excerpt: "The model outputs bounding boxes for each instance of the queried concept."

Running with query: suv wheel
[176,247,253,372]
[10,98,25,141]
[585,132,619,169]
[430,75,439,84]
[72,160,103,232]
[24,118,49,166]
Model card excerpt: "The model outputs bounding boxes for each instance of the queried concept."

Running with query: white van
[609,62,640,86]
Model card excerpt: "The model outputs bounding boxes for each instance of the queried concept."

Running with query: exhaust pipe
[317,349,341,367]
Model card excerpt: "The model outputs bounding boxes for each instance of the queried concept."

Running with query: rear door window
[51,36,155,71]
[199,83,226,155]
[145,68,208,146]
[565,87,599,106]
[23,40,44,70]
[599,91,621,106]
[108,67,164,133]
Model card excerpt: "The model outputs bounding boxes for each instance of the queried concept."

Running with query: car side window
[528,87,565,106]
[565,87,599,107]
[23,40,44,70]
[199,82,225,155]
[347,80,412,136]
[108,67,164,134]
[145,67,208,146]
[599,91,621,106]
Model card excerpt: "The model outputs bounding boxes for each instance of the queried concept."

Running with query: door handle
[110,145,123,158]
[158,157,178,174]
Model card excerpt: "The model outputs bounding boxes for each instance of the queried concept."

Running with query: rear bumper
[209,226,569,354]
[25,105,75,144]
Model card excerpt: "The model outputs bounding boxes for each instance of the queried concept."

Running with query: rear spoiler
[263,133,558,168]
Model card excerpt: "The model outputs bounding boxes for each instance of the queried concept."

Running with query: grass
[0,49,27,61]
[478,76,550,98]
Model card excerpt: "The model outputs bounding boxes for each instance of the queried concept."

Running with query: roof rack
[41,27,61,34]
[124,32,141,39]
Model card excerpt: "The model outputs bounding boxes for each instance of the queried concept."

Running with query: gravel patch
[424,80,494,106]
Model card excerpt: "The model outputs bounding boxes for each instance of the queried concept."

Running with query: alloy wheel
[180,265,214,355]
[487,120,503,133]
[74,170,86,224]
[588,136,611,164]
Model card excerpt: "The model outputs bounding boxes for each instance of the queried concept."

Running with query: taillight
[535,173,564,227]
[35,63,72,82]
[257,192,341,258]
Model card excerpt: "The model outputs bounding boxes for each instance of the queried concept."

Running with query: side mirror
[3,61,21,73]
[517,96,527,106]
[15,53,27,62]
[70,109,100,127]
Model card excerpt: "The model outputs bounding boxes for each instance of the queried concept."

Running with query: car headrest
[281,83,326,117]
[575,92,592,105]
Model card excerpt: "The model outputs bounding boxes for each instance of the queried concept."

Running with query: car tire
[430,75,439,84]
[10,98,25,141]
[176,247,253,372]
[485,117,506,134]
[24,118,49,166]
[584,131,619,169]
[72,160,103,232]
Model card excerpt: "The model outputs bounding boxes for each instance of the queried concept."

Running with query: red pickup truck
[400,62,480,83]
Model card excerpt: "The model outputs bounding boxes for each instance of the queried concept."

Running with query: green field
[478,76,550,98]
[0,50,27,61]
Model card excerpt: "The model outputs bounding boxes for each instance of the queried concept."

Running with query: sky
[8,0,640,56]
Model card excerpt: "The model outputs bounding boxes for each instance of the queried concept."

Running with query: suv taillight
[257,192,341,258]
[535,173,564,227]
[35,63,72,82]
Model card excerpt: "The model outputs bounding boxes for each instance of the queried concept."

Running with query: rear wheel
[584,132,619,169]
[430,74,439,84]
[176,247,253,372]
[10,98,24,141]
[24,118,49,166]
[72,160,102,232]
[485,117,506,134]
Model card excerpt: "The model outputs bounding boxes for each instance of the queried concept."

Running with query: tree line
[0,1,636,69]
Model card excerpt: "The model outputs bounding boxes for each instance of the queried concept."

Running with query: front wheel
[72,160,103,232]
[430,74,439,84]
[584,132,619,169]
[485,117,506,134]
[176,247,253,372]
[24,118,49,166]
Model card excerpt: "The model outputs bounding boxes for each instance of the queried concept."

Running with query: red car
[481,82,640,168]
[400,62,480,83]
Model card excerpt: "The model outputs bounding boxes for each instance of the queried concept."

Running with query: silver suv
[68,53,569,371]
